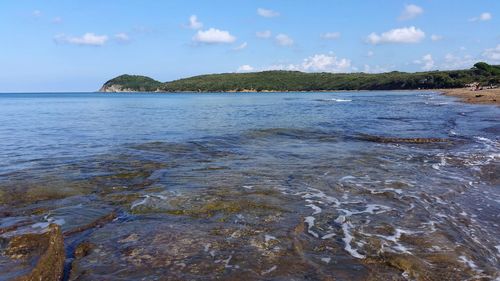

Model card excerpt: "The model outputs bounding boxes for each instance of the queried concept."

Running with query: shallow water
[0,92,499,280]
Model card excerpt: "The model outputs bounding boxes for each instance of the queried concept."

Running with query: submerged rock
[358,134,450,144]
[1,224,65,281]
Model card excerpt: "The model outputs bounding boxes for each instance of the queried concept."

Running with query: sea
[0,91,499,280]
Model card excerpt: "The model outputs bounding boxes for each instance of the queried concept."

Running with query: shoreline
[3,88,500,106]
[438,88,500,105]
[99,88,500,106]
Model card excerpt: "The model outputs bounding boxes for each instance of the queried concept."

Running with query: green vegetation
[473,62,500,76]
[101,63,500,92]
[101,74,163,92]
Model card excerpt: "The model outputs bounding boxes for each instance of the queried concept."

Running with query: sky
[0,0,499,92]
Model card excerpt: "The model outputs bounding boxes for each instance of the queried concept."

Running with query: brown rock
[5,224,65,281]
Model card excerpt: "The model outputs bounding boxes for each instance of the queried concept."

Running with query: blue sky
[0,0,499,92]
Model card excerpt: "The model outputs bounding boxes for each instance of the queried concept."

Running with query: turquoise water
[0,92,499,280]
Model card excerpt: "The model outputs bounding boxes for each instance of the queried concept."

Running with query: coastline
[99,88,500,106]
[439,88,500,105]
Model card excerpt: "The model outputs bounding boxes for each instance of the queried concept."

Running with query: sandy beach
[441,87,500,105]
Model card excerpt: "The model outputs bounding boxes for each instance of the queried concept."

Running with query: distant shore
[440,88,500,105]
[99,87,500,106]
[99,63,500,93]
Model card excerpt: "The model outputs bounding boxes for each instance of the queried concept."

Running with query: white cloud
[52,17,63,24]
[186,15,203,29]
[114,33,130,42]
[441,53,475,69]
[32,10,42,17]
[366,51,374,57]
[237,65,254,72]
[399,4,424,20]
[469,12,492,22]
[263,64,298,71]
[414,54,435,70]
[367,26,425,44]
[483,44,500,62]
[257,8,280,18]
[321,32,341,40]
[275,33,294,46]
[431,34,443,41]
[263,53,352,73]
[480,12,492,21]
[363,64,390,73]
[256,30,272,38]
[193,28,236,44]
[54,33,109,46]
[233,42,248,50]
[301,54,351,72]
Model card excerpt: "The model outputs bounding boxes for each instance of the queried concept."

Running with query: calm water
[0,92,499,280]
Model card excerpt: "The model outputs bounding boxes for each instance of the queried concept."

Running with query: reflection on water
[0,92,499,280]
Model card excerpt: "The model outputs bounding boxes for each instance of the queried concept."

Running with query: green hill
[99,75,163,92]
[100,62,500,92]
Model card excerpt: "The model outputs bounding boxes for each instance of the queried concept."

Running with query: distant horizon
[1,0,499,92]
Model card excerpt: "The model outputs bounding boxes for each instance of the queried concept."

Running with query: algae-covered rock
[74,241,94,258]
[2,224,65,281]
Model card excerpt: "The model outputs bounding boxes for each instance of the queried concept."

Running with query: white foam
[421,221,437,233]
[334,212,367,258]
[341,221,366,259]
[433,196,447,205]
[261,265,277,275]
[363,228,416,254]
[430,245,442,252]
[131,196,150,209]
[340,204,392,217]
[335,215,346,224]
[459,255,480,271]
[384,228,415,242]
[369,188,403,195]
[204,243,211,252]
[318,98,352,102]
[432,155,447,170]
[223,255,235,268]
[339,175,356,182]
[265,235,278,243]
[402,271,411,280]
[322,233,336,239]
[130,194,168,209]
[384,179,415,187]
[306,204,322,215]
[406,203,415,212]
[321,257,331,264]
[304,216,319,238]
[301,187,340,206]
[475,136,496,146]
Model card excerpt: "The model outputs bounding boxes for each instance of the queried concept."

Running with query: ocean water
[0,91,499,280]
